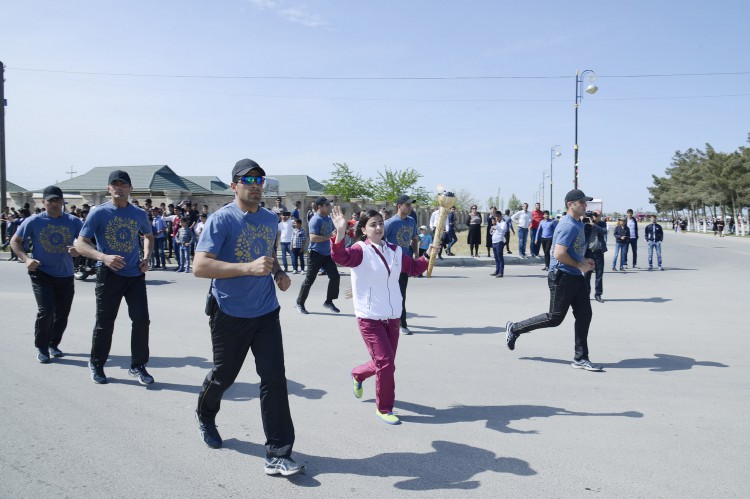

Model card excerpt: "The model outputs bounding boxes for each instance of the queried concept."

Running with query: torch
[427,186,456,277]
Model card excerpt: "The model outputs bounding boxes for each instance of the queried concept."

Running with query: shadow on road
[519,354,728,372]
[395,401,642,434]
[223,439,535,490]
[600,297,672,303]
[410,325,503,336]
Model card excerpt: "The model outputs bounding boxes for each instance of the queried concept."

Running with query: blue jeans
[492,242,505,276]
[529,227,539,256]
[151,237,165,267]
[280,242,291,271]
[517,227,529,256]
[612,242,628,269]
[648,241,662,267]
[179,244,191,270]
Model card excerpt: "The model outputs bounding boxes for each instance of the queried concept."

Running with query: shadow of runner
[223,439,535,490]
[411,325,503,336]
[603,297,672,303]
[396,401,642,434]
[520,354,728,372]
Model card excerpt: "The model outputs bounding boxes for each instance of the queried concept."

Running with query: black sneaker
[195,411,222,449]
[595,295,604,303]
[264,456,304,476]
[37,348,50,364]
[128,364,155,385]
[48,346,64,358]
[295,303,309,315]
[323,301,340,313]
[505,321,519,351]
[89,361,107,384]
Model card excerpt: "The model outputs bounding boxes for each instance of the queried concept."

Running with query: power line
[8,66,750,81]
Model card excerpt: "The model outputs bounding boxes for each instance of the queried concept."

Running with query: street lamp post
[550,145,561,213]
[574,69,598,190]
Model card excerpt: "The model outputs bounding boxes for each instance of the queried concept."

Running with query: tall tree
[507,194,521,212]
[321,163,372,201]
[370,166,430,205]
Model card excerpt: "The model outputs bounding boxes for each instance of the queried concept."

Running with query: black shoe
[505,321,519,351]
[264,456,304,476]
[128,364,154,385]
[323,301,340,313]
[295,303,309,315]
[195,411,222,449]
[490,272,498,276]
[496,274,503,278]
[595,295,604,303]
[48,346,64,358]
[89,361,107,384]
[542,266,548,271]
[37,348,50,364]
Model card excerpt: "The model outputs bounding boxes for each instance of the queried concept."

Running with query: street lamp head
[585,84,598,95]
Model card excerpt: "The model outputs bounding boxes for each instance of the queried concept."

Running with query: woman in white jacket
[330,206,435,425]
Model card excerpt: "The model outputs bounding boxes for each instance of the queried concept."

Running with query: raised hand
[331,205,347,232]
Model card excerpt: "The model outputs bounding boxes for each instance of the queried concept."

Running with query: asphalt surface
[1,230,748,497]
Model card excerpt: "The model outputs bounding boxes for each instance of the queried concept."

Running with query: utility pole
[1,60,7,212]
[66,165,77,179]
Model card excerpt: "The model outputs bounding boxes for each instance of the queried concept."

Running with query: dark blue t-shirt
[195,203,279,319]
[16,212,83,277]
[549,214,585,275]
[80,202,152,277]
[384,215,418,257]
[308,213,334,255]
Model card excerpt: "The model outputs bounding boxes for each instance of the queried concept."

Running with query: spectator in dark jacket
[611,218,630,272]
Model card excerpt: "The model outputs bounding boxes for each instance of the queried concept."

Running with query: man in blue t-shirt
[192,158,301,477]
[294,196,340,314]
[385,194,419,335]
[75,170,155,385]
[504,189,603,372]
[11,186,83,364]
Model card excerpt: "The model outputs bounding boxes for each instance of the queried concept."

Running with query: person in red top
[529,202,545,258]
[346,211,359,247]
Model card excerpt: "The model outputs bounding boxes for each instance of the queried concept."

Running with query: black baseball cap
[395,194,416,205]
[108,170,132,185]
[42,185,64,201]
[232,158,266,178]
[314,196,330,206]
[564,189,593,203]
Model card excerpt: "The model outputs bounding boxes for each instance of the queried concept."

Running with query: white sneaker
[399,326,412,335]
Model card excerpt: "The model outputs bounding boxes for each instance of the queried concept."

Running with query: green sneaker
[352,374,363,399]
[375,409,401,425]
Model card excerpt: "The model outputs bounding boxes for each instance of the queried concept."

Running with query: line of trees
[321,162,480,210]
[648,134,750,229]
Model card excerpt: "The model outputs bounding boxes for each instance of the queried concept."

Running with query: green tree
[507,193,521,213]
[370,166,430,205]
[321,163,372,200]
[453,189,479,211]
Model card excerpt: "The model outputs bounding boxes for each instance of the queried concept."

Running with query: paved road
[1,231,748,497]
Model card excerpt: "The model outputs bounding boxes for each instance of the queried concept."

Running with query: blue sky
[2,0,749,213]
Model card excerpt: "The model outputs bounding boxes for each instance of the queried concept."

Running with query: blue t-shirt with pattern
[16,212,83,277]
[80,202,152,277]
[196,203,279,319]
[385,215,418,257]
[549,214,585,275]
[308,213,334,256]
